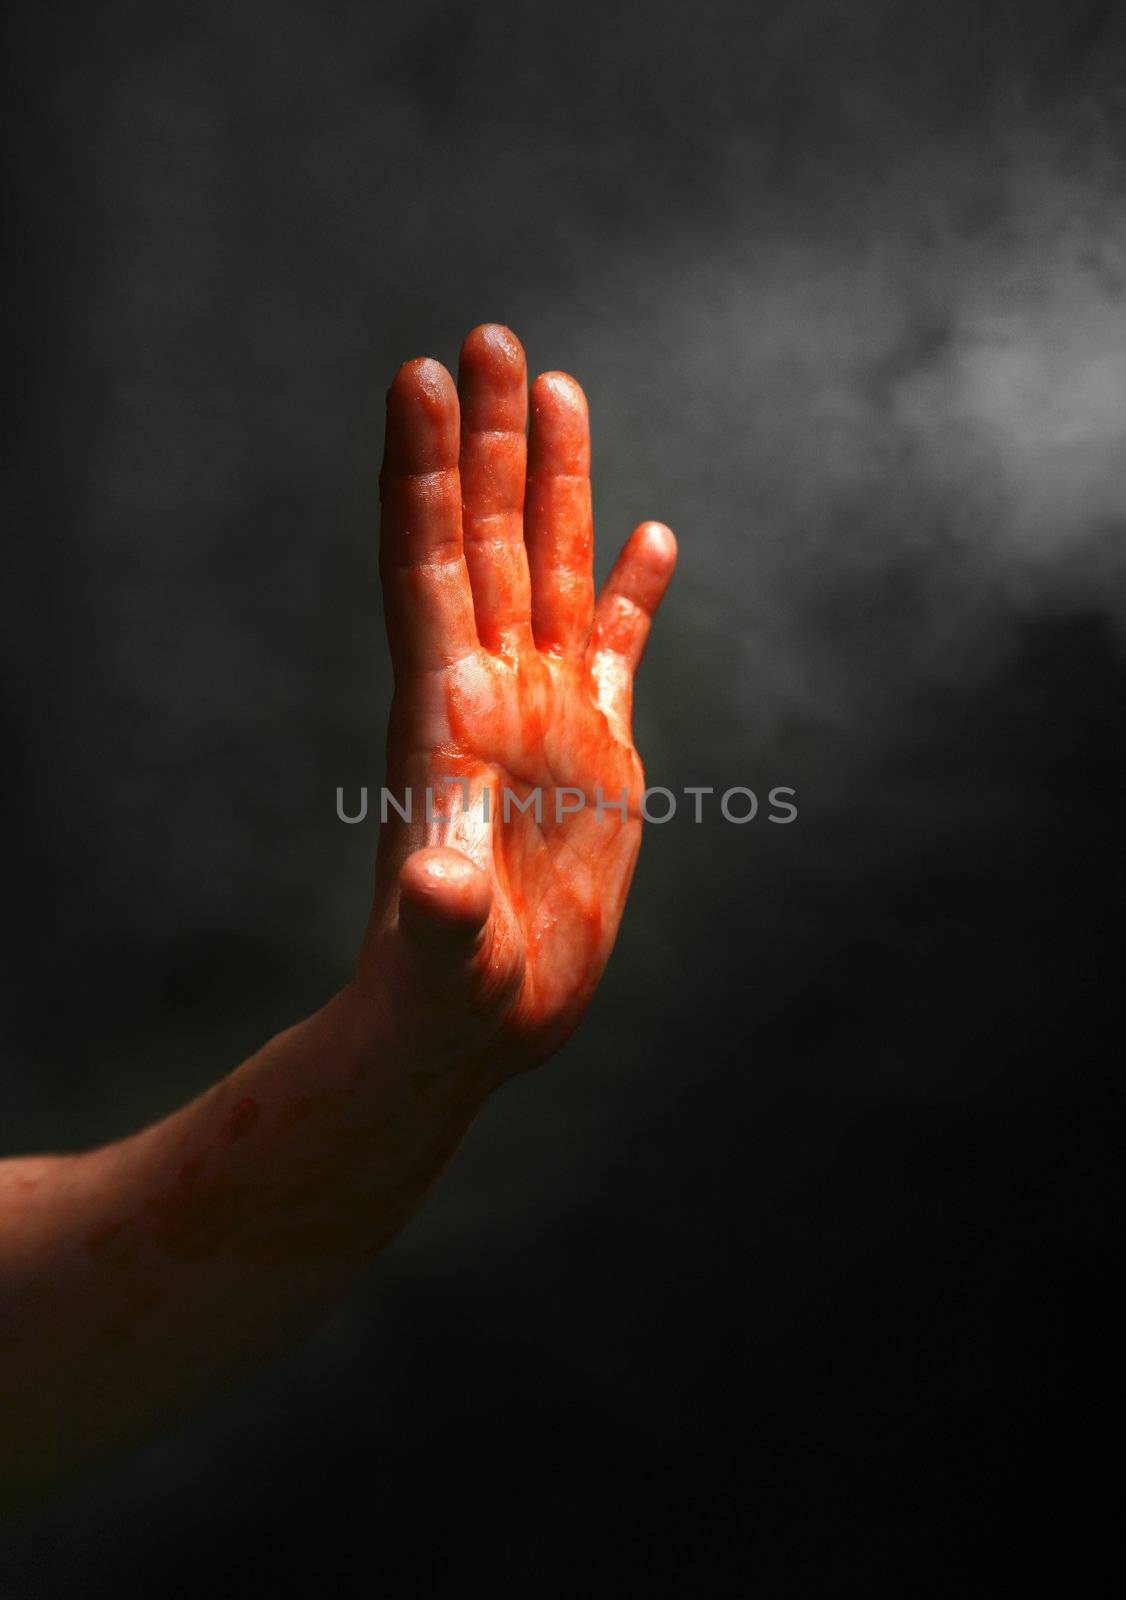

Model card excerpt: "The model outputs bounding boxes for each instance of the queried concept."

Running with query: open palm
[359,325,675,1075]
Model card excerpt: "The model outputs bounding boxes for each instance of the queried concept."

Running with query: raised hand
[0,322,675,1499]
[358,324,676,1077]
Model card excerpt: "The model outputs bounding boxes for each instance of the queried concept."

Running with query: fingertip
[384,358,459,474]
[591,522,677,671]
[460,323,526,381]
[529,371,590,475]
[398,847,492,943]
[634,520,678,577]
[389,356,456,407]
[458,325,528,434]
[530,370,588,415]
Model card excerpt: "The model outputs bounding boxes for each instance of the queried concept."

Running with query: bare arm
[0,323,676,1501]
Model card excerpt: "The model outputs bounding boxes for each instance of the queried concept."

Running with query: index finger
[379,358,478,679]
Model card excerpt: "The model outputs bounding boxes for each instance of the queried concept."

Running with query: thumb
[397,846,492,950]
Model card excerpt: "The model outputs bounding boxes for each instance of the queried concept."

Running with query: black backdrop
[3,2,1124,1593]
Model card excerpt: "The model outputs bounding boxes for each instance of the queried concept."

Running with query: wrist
[347,912,523,1096]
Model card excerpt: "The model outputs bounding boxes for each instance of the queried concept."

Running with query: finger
[457,324,532,652]
[589,521,677,725]
[397,846,492,947]
[525,371,594,656]
[379,358,478,679]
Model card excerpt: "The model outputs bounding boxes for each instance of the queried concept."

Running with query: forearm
[0,984,494,1502]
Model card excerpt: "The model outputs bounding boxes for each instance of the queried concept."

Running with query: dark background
[3,1,1124,1593]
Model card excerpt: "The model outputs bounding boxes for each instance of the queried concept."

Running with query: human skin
[0,324,676,1503]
